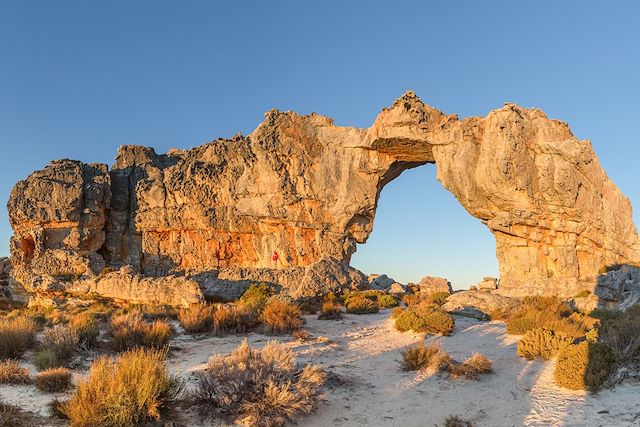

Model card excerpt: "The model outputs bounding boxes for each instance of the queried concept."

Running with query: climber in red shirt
[272,250,280,267]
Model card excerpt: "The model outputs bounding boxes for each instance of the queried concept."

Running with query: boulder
[389,282,409,295]
[418,276,452,295]
[442,291,521,319]
[368,274,396,290]
[476,277,498,291]
[594,264,640,311]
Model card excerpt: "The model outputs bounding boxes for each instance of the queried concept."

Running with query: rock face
[7,92,640,303]
[442,291,521,320]
[418,276,453,295]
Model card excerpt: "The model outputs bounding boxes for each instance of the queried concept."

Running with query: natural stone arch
[7,92,640,300]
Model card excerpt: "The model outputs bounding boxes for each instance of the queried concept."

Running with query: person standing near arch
[272,250,280,268]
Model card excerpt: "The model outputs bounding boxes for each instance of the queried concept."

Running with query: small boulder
[442,290,520,320]
[389,282,409,295]
[418,276,452,295]
[368,274,396,290]
[476,277,498,290]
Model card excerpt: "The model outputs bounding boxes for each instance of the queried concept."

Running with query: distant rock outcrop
[7,92,640,304]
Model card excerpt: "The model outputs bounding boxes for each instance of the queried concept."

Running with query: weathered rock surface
[418,276,453,295]
[442,291,521,319]
[476,277,498,291]
[7,92,640,303]
[594,264,640,311]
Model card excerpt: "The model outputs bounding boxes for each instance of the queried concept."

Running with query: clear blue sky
[1,1,638,289]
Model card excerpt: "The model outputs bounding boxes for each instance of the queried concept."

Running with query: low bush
[41,324,79,360]
[400,342,451,372]
[240,283,274,314]
[34,348,61,371]
[395,303,455,336]
[505,306,586,337]
[213,304,258,336]
[390,306,405,319]
[109,312,171,351]
[377,294,398,308]
[34,367,72,393]
[598,306,640,365]
[516,328,574,360]
[401,293,421,307]
[345,295,379,314]
[192,340,325,426]
[63,348,181,426]
[262,299,304,335]
[317,293,342,320]
[449,353,493,380]
[49,398,68,419]
[0,399,35,426]
[0,316,37,359]
[69,313,100,348]
[427,292,450,306]
[178,303,216,333]
[444,415,473,427]
[554,341,617,392]
[0,359,30,384]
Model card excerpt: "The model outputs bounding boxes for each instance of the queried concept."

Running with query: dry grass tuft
[178,303,216,333]
[0,317,37,359]
[41,324,79,360]
[48,398,69,419]
[0,399,35,427]
[34,367,72,393]
[444,415,473,427]
[399,342,492,381]
[317,294,342,320]
[261,299,304,335]
[0,360,30,384]
[63,347,181,426]
[69,313,100,348]
[192,340,325,427]
[213,304,258,336]
[450,353,493,380]
[109,312,171,351]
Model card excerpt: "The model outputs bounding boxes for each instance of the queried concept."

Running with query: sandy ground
[2,311,640,426]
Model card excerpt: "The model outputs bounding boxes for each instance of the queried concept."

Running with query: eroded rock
[442,291,521,319]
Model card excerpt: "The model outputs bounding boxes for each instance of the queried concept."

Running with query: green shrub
[505,306,586,337]
[63,348,181,426]
[192,340,325,426]
[318,293,343,320]
[554,341,617,392]
[345,295,379,314]
[0,359,30,384]
[0,316,37,359]
[34,367,72,393]
[377,294,398,308]
[516,328,574,360]
[239,283,273,314]
[427,292,450,306]
[395,305,455,335]
[589,308,622,322]
[34,348,62,371]
[261,299,304,335]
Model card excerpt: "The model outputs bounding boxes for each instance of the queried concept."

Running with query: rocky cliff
[7,92,640,303]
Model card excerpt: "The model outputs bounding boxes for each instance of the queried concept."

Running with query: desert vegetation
[394,301,455,335]
[342,290,398,314]
[34,367,72,392]
[63,347,181,426]
[317,293,343,320]
[261,298,304,334]
[0,359,30,384]
[400,341,492,380]
[109,311,172,351]
[192,340,325,427]
[0,316,37,359]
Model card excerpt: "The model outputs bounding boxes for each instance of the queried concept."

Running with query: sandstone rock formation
[442,291,521,320]
[7,92,640,303]
[418,276,453,295]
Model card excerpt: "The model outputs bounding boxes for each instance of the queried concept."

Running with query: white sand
[2,311,639,426]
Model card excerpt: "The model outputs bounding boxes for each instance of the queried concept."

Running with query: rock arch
[7,92,640,300]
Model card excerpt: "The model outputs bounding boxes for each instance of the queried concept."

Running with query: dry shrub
[240,283,274,314]
[0,399,35,427]
[317,294,342,320]
[598,306,640,365]
[69,313,100,348]
[345,295,379,314]
[554,341,617,392]
[400,342,451,372]
[401,293,421,307]
[34,348,61,371]
[574,290,592,298]
[395,303,455,335]
[292,329,311,341]
[344,290,397,309]
[178,303,216,333]
[34,367,72,392]
[0,316,37,359]
[0,359,30,384]
[192,340,325,427]
[444,415,473,427]
[63,348,181,426]
[390,306,405,319]
[262,299,303,335]
[516,328,574,360]
[109,312,171,351]
[49,398,68,419]
[450,353,493,380]
[213,304,258,336]
[41,324,79,360]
